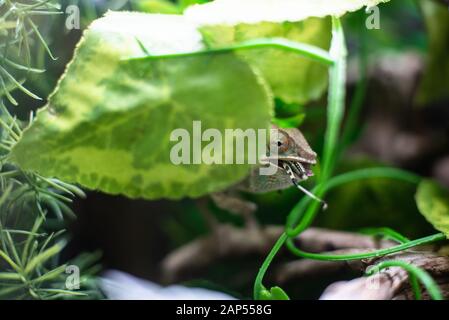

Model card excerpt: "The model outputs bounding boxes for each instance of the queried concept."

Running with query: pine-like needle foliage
[0,1,102,300]
[0,0,62,105]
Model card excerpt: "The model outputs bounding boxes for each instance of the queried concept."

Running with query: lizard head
[246,125,325,208]
[268,126,317,181]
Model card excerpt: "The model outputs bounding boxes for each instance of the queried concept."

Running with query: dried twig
[320,252,449,300]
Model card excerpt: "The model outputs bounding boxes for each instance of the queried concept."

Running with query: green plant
[0,0,101,299]
[366,260,443,300]
[253,16,446,301]
[0,0,61,105]
[0,102,102,299]
[2,0,447,300]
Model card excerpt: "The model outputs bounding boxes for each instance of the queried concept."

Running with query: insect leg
[282,162,328,210]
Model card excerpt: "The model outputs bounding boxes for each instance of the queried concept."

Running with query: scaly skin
[211,126,318,219]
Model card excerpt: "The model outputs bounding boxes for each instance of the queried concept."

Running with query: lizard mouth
[279,160,327,210]
[263,155,316,165]
[261,156,315,179]
[279,159,314,181]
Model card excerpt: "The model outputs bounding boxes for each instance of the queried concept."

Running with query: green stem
[253,18,345,300]
[286,233,446,261]
[287,197,322,237]
[320,17,347,182]
[253,233,288,300]
[339,25,368,151]
[360,227,410,244]
[285,192,313,233]
[409,274,422,300]
[0,249,22,273]
[128,37,335,66]
[325,167,420,190]
[286,167,420,236]
[367,260,443,300]
[285,17,347,238]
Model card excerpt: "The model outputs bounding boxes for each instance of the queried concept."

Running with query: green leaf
[258,288,272,300]
[0,272,21,280]
[184,0,391,25]
[416,180,449,238]
[269,286,290,300]
[25,243,63,275]
[10,12,273,200]
[199,19,331,104]
[416,1,449,106]
[185,0,389,104]
[259,286,290,300]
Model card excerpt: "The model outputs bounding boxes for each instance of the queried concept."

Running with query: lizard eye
[270,129,290,154]
[276,135,290,153]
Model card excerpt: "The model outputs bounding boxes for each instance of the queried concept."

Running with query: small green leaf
[416,180,449,238]
[0,272,21,281]
[25,243,63,274]
[269,286,290,300]
[258,288,272,300]
[259,286,290,300]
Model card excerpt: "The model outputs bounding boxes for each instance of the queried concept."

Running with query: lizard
[200,125,326,229]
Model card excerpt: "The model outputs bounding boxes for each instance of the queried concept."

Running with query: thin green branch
[0,75,18,105]
[0,272,21,281]
[0,65,42,100]
[286,167,421,236]
[339,27,369,151]
[284,17,348,239]
[4,230,23,269]
[16,0,55,12]
[320,17,347,182]
[366,260,444,300]
[1,56,45,73]
[285,233,446,261]
[21,215,44,265]
[0,117,20,141]
[128,37,335,66]
[253,18,343,300]
[360,227,410,244]
[253,233,288,300]
[25,17,57,61]
[24,242,63,274]
[0,248,22,273]
[409,274,422,300]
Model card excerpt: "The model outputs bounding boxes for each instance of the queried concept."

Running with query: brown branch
[162,224,449,300]
[161,225,279,283]
[161,225,394,283]
[275,249,367,283]
[274,237,400,283]
[319,252,449,300]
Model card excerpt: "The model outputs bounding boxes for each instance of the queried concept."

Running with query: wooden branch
[275,237,398,283]
[275,249,366,283]
[319,252,449,300]
[162,224,449,300]
[161,225,393,283]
